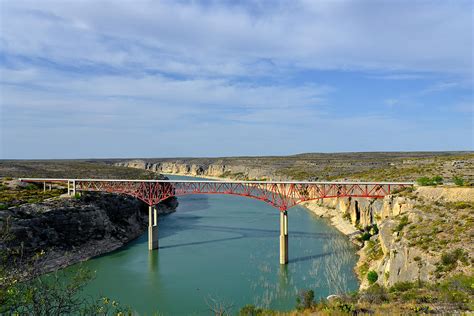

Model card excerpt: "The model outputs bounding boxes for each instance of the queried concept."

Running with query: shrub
[432,176,443,185]
[390,281,415,293]
[367,270,378,284]
[360,284,388,304]
[453,176,465,186]
[446,201,473,210]
[411,305,431,313]
[296,289,315,310]
[24,184,38,190]
[436,248,469,275]
[416,176,443,186]
[360,232,371,241]
[370,224,379,235]
[239,305,264,316]
[393,215,410,232]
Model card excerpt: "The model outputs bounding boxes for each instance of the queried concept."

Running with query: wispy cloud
[0,0,472,158]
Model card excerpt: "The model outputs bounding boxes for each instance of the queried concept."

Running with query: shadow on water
[175,195,212,212]
[289,251,335,264]
[160,235,244,249]
[162,223,338,239]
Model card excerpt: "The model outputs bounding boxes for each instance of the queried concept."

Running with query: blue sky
[0,0,472,159]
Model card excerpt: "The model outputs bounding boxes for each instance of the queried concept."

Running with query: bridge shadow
[288,251,335,264]
[174,195,212,213]
[161,223,338,240]
[160,235,244,249]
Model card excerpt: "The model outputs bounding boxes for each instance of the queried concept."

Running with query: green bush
[239,304,264,316]
[367,270,378,284]
[453,176,465,186]
[24,184,38,190]
[436,249,469,275]
[390,281,415,293]
[416,176,443,186]
[393,215,410,232]
[445,201,474,210]
[360,284,388,304]
[360,232,371,241]
[296,289,315,310]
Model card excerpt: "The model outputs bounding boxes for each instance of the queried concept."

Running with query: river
[71,175,359,315]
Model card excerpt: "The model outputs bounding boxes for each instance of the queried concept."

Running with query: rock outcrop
[114,160,283,180]
[304,189,473,289]
[0,192,178,273]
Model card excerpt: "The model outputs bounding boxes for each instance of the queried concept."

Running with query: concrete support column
[72,180,76,196]
[280,210,288,265]
[43,182,46,192]
[67,181,71,196]
[148,205,159,250]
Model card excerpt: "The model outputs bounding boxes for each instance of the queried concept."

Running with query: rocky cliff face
[114,160,283,180]
[0,192,178,273]
[304,188,473,289]
[113,153,474,182]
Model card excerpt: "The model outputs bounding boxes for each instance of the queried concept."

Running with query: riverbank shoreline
[0,189,178,277]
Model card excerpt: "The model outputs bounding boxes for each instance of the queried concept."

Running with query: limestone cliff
[303,188,473,289]
[114,159,284,180]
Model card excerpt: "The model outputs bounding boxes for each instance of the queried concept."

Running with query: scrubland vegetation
[237,274,473,315]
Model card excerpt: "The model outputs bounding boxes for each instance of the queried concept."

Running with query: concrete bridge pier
[148,205,159,250]
[280,210,288,265]
[67,180,76,196]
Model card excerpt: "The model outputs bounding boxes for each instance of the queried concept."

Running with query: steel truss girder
[74,181,408,211]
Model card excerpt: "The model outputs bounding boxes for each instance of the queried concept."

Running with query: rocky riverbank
[0,192,178,274]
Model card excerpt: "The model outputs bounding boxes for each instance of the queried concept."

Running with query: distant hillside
[112,151,474,182]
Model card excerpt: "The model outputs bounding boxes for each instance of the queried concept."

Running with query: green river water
[69,175,359,315]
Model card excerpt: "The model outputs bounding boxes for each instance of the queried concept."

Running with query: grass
[0,160,161,179]
[416,176,443,186]
[238,274,474,315]
[393,215,410,233]
[0,181,65,208]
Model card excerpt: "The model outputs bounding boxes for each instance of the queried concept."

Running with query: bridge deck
[19,178,413,185]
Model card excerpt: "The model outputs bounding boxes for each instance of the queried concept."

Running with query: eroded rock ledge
[303,188,473,289]
[1,192,178,274]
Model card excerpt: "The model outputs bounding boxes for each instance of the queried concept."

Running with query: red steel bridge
[20,178,412,264]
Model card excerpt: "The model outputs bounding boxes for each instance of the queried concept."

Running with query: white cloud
[1,0,472,76]
[1,0,472,158]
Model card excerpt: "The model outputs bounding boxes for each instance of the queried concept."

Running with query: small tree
[432,176,443,185]
[296,289,315,310]
[453,176,465,186]
[367,270,378,285]
[239,305,264,316]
